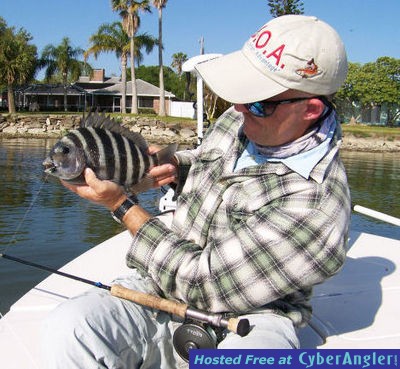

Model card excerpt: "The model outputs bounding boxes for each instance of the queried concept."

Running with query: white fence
[169,101,196,119]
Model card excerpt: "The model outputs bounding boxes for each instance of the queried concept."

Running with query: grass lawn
[341,124,400,140]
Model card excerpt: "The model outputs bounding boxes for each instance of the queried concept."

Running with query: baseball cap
[194,15,348,104]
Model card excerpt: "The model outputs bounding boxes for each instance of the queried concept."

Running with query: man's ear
[304,98,325,121]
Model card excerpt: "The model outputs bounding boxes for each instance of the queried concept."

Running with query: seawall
[0,114,399,152]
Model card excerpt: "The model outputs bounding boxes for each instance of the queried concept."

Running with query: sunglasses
[244,96,325,118]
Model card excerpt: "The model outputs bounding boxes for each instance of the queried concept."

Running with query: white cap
[195,15,348,104]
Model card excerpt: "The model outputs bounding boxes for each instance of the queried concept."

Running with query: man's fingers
[148,145,162,155]
[155,177,176,187]
[149,164,176,178]
[84,168,102,189]
[149,164,177,187]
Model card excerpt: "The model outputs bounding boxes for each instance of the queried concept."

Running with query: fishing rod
[0,253,250,337]
[352,204,400,227]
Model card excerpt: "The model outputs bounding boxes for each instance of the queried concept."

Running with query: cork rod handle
[110,284,188,317]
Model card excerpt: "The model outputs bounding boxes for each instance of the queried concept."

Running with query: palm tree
[131,32,158,67]
[0,21,37,114]
[171,52,190,100]
[41,37,87,111]
[152,0,167,116]
[171,52,188,76]
[111,0,152,114]
[85,22,130,113]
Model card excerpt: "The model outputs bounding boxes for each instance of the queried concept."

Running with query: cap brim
[194,50,287,104]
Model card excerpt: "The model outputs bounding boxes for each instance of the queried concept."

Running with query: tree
[135,65,186,100]
[359,57,400,126]
[268,0,304,17]
[86,22,130,113]
[335,62,363,123]
[111,0,152,115]
[152,0,168,116]
[40,37,87,111]
[0,18,38,114]
[131,33,158,67]
[336,58,400,126]
[171,52,188,76]
[171,52,190,100]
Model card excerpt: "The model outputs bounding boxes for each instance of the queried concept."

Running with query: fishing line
[1,174,49,255]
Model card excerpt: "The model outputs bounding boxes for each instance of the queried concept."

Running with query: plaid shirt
[127,107,351,327]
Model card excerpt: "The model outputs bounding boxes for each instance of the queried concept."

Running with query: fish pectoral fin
[129,174,155,194]
[155,143,178,165]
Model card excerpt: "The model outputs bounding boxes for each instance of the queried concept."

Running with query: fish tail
[155,143,178,165]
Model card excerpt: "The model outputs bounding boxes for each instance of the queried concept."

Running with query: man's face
[235,91,324,147]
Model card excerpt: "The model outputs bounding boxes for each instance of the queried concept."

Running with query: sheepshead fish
[43,112,177,193]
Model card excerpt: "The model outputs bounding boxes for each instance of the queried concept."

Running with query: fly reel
[173,321,218,362]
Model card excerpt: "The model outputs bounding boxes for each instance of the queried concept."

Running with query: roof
[75,75,121,92]
[93,79,175,98]
[21,79,175,99]
[77,75,120,84]
[22,84,87,95]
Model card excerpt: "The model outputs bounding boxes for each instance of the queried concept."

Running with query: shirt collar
[234,120,337,179]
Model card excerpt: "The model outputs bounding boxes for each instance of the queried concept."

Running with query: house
[18,84,87,112]
[75,69,176,113]
[16,69,176,114]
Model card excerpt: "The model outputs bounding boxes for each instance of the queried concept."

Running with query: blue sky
[2,0,400,79]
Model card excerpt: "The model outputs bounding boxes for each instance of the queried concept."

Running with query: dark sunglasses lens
[246,102,266,117]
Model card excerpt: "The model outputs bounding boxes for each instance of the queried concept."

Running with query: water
[0,139,399,314]
[0,138,161,314]
[342,150,400,239]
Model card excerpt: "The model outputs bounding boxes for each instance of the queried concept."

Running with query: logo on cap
[295,58,322,78]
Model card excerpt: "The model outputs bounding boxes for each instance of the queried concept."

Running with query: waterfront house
[75,69,175,113]
[8,69,176,114]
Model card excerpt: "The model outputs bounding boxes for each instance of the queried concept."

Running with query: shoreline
[1,132,399,153]
[1,114,399,152]
[340,133,400,152]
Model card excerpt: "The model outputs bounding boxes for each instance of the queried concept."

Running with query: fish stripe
[83,127,104,175]
[104,129,121,183]
[73,129,100,168]
[122,136,134,186]
[111,131,128,185]
[127,139,141,183]
[64,132,85,155]
[91,127,115,180]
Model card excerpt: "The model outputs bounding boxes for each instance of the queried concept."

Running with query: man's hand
[62,168,126,211]
[148,145,177,188]
[149,164,177,188]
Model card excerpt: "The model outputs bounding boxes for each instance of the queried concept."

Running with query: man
[42,14,351,368]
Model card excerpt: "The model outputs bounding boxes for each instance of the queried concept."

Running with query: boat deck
[0,229,399,368]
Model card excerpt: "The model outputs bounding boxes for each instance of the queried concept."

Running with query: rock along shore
[0,114,399,152]
[0,114,198,146]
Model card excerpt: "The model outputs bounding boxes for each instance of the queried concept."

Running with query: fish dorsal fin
[80,111,148,151]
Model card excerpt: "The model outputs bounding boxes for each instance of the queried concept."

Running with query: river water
[0,138,399,314]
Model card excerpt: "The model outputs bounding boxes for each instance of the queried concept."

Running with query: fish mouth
[44,166,57,174]
[42,158,57,174]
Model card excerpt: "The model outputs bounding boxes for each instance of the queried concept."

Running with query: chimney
[91,69,105,82]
